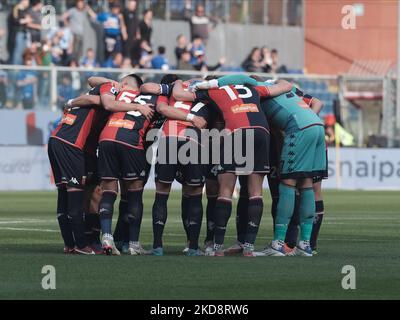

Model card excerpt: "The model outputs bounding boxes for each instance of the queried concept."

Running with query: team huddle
[47,72,327,257]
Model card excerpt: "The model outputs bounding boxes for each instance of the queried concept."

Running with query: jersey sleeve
[254,85,270,98]
[191,101,209,119]
[156,95,169,106]
[99,82,118,96]
[217,74,258,87]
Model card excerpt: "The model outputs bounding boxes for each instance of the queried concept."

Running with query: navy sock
[113,195,128,242]
[285,192,300,248]
[187,194,203,250]
[244,197,263,245]
[310,200,324,250]
[205,196,217,243]
[99,191,117,236]
[181,195,190,241]
[85,213,101,245]
[236,195,249,244]
[127,189,144,242]
[57,187,75,248]
[152,192,169,249]
[67,189,87,249]
[214,199,232,246]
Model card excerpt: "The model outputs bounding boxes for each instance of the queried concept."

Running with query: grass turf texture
[0,190,399,300]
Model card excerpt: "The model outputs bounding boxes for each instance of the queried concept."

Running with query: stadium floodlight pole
[397,1,400,128]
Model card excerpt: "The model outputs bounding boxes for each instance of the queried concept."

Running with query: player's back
[262,86,323,131]
[196,84,269,132]
[51,83,113,153]
[99,89,167,149]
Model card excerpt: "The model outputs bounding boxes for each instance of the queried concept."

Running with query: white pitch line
[0,227,58,233]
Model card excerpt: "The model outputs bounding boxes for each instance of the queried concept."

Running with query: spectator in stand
[95,2,127,61]
[178,49,193,70]
[193,54,225,72]
[261,46,272,73]
[0,28,5,63]
[122,0,140,58]
[270,49,288,73]
[102,52,123,69]
[17,52,38,109]
[57,74,76,110]
[151,46,169,70]
[82,48,99,69]
[27,0,43,45]
[139,9,153,45]
[58,19,74,66]
[241,47,263,72]
[37,40,52,107]
[62,0,93,62]
[121,57,133,69]
[9,0,32,65]
[184,3,216,43]
[138,39,153,69]
[175,34,189,66]
[190,35,206,65]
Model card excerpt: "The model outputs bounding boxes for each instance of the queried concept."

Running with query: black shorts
[98,141,147,181]
[220,128,270,175]
[85,153,99,186]
[48,138,85,188]
[155,138,205,186]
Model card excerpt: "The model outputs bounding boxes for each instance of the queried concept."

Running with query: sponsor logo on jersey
[61,114,77,125]
[108,118,135,129]
[231,104,258,113]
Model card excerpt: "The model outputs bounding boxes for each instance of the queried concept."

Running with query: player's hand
[137,104,155,120]
[191,116,207,129]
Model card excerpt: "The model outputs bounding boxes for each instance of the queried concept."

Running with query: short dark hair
[204,75,219,81]
[160,74,180,85]
[125,74,143,87]
[158,46,166,55]
[193,35,202,41]
[271,49,278,54]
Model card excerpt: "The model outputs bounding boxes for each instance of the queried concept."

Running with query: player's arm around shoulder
[173,79,196,102]
[309,97,324,115]
[266,79,293,97]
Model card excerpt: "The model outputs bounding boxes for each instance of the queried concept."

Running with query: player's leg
[152,148,177,256]
[84,184,103,254]
[243,173,265,257]
[120,146,148,255]
[152,182,171,256]
[57,185,75,253]
[99,179,119,255]
[113,181,130,253]
[125,179,148,255]
[310,127,328,254]
[295,178,316,256]
[180,155,205,256]
[48,139,75,253]
[97,141,120,255]
[310,180,324,253]
[213,172,237,256]
[204,177,218,253]
[225,175,248,254]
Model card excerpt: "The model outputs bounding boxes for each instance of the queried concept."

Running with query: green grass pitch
[0,190,399,300]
